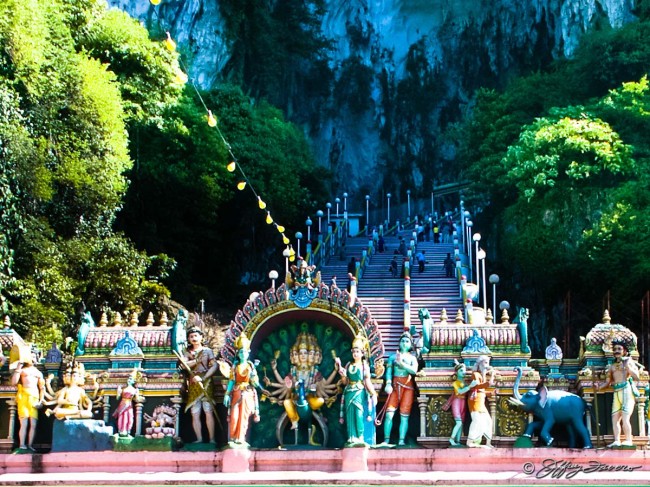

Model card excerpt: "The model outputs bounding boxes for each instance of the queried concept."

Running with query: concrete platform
[0,448,649,485]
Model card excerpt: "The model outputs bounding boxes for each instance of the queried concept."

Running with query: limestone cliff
[107,0,637,201]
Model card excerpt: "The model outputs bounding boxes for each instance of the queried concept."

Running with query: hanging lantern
[150,0,161,5]
[282,234,290,245]
[276,225,285,233]
[207,110,217,127]
[258,197,266,209]
[227,161,236,172]
[266,212,273,224]
[237,181,246,190]
[174,70,188,84]
[164,32,176,52]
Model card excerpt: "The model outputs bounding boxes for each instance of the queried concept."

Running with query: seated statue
[263,332,338,444]
[144,405,177,439]
[44,362,94,420]
[286,258,321,290]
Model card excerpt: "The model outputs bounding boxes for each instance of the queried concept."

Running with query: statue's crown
[351,334,368,351]
[235,332,251,352]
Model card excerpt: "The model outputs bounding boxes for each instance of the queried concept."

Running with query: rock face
[108,0,636,199]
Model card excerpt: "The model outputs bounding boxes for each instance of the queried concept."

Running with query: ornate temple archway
[220,281,385,448]
[220,282,384,370]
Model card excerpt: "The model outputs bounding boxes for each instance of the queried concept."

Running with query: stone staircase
[407,240,463,327]
[317,230,463,356]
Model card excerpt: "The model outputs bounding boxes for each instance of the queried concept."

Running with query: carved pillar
[102,395,111,424]
[349,276,357,304]
[135,396,145,436]
[417,395,429,438]
[404,261,411,330]
[171,396,183,437]
[583,394,593,435]
[6,399,16,441]
[636,395,646,437]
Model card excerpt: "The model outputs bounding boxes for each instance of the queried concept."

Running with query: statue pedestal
[222,447,251,473]
[341,445,369,472]
[51,419,114,452]
[513,436,535,448]
[111,435,176,452]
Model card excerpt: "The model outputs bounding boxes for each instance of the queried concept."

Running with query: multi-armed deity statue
[263,331,339,443]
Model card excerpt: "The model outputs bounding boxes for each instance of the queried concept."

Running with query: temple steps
[317,230,463,357]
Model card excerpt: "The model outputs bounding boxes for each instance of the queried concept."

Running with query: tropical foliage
[0,0,328,349]
[454,16,650,353]
[0,0,184,346]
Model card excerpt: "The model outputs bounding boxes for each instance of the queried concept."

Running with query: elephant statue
[509,366,592,448]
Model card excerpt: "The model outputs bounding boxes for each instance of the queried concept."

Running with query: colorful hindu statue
[466,355,495,448]
[335,334,377,446]
[44,361,94,420]
[265,332,338,431]
[10,343,45,451]
[113,370,140,437]
[223,332,261,447]
[597,338,640,447]
[181,327,218,444]
[378,332,418,446]
[287,258,320,290]
[442,360,477,446]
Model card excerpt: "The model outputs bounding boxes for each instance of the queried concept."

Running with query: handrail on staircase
[355,238,375,285]
[308,219,348,271]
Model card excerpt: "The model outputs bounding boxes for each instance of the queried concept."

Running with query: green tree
[0,0,178,348]
[502,108,634,284]
[119,86,328,306]
[76,6,183,121]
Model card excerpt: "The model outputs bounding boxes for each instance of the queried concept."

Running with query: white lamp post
[283,246,292,275]
[473,233,481,284]
[365,195,370,235]
[295,231,303,258]
[466,220,473,276]
[269,270,279,290]
[462,210,470,252]
[326,202,331,225]
[305,217,312,242]
[407,190,411,220]
[489,274,500,322]
[477,248,486,307]
[316,210,323,233]
[335,197,340,218]
[387,193,391,226]
[343,192,348,216]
